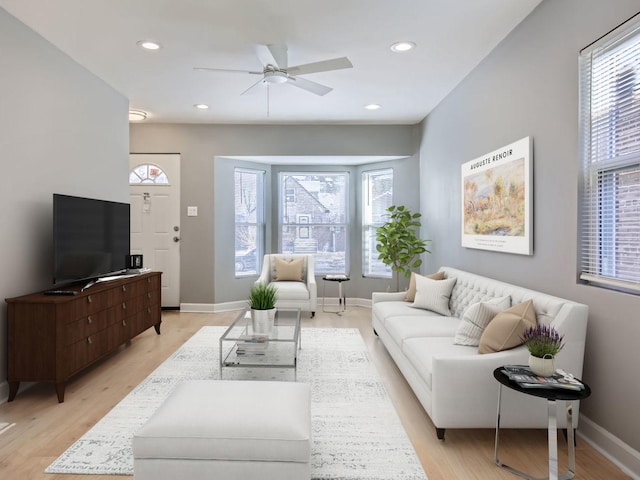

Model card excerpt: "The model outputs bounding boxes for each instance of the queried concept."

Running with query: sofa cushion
[384,315,460,346]
[404,271,446,302]
[273,257,304,281]
[270,281,309,300]
[402,337,478,389]
[454,296,511,346]
[478,299,537,354]
[373,301,437,328]
[411,276,457,316]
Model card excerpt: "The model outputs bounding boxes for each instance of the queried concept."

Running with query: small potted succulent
[248,283,278,334]
[522,325,564,376]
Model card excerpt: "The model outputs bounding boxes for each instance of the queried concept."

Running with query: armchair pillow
[410,276,457,316]
[478,299,537,354]
[404,271,446,302]
[273,257,304,282]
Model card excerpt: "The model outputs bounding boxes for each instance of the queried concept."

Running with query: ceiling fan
[195,44,353,96]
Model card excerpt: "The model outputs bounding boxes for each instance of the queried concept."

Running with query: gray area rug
[45,326,427,479]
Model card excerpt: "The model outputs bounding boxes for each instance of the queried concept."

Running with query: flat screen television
[53,194,131,286]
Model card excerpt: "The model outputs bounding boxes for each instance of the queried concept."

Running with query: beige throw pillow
[273,257,304,282]
[478,299,537,354]
[404,271,446,302]
[411,276,457,316]
[453,296,511,346]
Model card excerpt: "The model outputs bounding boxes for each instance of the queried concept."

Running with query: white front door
[129,154,181,308]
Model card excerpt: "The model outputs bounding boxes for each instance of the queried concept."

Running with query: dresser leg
[55,382,66,403]
[154,320,162,334]
[8,381,19,402]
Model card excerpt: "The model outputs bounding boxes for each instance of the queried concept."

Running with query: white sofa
[372,266,588,440]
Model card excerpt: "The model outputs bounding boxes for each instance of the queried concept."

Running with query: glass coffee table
[219,308,301,380]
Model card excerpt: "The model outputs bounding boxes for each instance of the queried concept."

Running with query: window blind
[579,14,640,292]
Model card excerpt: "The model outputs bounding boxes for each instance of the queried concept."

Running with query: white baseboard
[181,297,372,313]
[578,414,640,479]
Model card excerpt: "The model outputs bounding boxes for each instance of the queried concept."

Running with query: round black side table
[321,276,350,315]
[493,367,591,480]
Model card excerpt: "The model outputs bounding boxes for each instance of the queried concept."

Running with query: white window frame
[279,172,349,275]
[362,168,393,278]
[579,13,640,294]
[234,168,265,277]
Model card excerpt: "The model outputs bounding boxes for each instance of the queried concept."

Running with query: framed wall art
[461,136,533,255]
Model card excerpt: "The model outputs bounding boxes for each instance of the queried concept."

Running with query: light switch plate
[187,206,198,217]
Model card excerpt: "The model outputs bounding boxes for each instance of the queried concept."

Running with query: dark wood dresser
[6,271,161,403]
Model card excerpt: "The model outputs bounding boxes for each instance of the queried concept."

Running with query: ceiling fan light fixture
[137,40,161,51]
[390,41,416,53]
[129,109,148,121]
[263,70,288,84]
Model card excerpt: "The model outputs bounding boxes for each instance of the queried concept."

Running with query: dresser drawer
[64,310,108,345]
[65,332,108,375]
[68,290,118,323]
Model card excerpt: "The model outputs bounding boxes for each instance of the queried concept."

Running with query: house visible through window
[579,14,640,293]
[235,168,264,276]
[363,168,393,278]
[279,172,349,274]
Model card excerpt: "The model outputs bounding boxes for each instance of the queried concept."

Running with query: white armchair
[255,254,317,318]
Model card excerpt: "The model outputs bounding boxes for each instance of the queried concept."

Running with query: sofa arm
[372,291,406,304]
[430,347,530,428]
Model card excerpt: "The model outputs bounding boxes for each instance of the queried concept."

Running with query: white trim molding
[579,414,640,479]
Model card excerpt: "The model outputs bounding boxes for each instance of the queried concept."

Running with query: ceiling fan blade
[194,67,263,75]
[287,76,333,96]
[287,57,352,76]
[240,78,266,96]
[256,44,288,69]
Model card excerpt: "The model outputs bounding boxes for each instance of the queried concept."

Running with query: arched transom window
[129,164,170,184]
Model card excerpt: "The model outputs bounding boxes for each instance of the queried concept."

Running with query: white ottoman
[133,380,311,480]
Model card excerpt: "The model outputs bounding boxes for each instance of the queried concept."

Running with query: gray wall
[0,8,130,399]
[419,0,640,456]
[130,124,420,305]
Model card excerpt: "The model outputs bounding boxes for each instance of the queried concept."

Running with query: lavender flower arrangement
[522,325,564,358]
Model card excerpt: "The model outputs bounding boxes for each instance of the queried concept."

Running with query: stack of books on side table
[501,365,585,391]
[236,335,269,356]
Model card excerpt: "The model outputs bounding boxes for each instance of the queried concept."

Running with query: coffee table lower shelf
[220,308,301,380]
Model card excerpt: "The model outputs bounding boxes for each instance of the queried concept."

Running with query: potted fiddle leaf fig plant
[248,283,278,334]
[522,325,564,376]
[376,205,430,292]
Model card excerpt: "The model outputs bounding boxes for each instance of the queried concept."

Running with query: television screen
[53,194,130,285]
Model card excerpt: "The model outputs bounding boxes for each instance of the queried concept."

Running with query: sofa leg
[311,311,315,318]
[373,328,378,336]
[436,428,445,440]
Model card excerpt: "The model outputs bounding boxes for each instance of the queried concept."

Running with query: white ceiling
[1,0,541,125]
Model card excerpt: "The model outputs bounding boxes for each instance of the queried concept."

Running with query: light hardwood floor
[0,307,629,479]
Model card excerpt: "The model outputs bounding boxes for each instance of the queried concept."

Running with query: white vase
[528,354,556,377]
[251,308,276,335]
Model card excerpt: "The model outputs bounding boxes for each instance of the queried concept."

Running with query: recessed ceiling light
[390,41,416,53]
[365,104,382,110]
[137,40,161,51]
[129,109,148,121]
[194,104,209,110]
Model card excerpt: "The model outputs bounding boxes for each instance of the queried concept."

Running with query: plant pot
[528,353,556,377]
[251,308,276,335]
